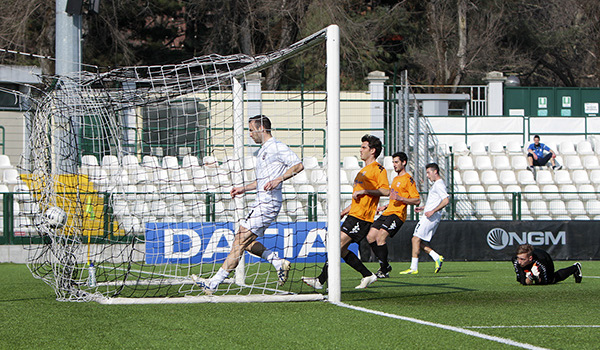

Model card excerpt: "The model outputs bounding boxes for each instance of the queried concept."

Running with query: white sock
[429,250,440,261]
[208,268,229,289]
[262,249,282,270]
[410,257,419,271]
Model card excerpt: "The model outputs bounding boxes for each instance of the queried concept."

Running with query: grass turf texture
[0,261,597,349]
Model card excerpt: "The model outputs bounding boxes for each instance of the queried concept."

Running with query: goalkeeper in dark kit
[512,244,582,285]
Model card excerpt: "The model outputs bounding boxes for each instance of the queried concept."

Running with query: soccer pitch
[0,261,597,349]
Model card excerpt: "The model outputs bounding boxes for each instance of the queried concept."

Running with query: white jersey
[254,137,301,204]
[423,178,449,221]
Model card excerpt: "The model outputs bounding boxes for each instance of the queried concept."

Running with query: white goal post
[20,25,341,304]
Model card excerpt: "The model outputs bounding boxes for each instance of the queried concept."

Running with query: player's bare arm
[392,195,421,206]
[264,162,304,191]
[425,197,450,218]
[377,204,388,212]
[231,181,257,198]
[340,205,351,218]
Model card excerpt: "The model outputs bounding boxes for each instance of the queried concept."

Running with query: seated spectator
[527,135,562,172]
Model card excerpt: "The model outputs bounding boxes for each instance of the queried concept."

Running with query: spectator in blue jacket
[527,135,561,172]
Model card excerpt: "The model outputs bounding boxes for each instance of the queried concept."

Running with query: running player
[366,151,420,278]
[302,134,389,290]
[194,115,304,294]
[400,162,448,275]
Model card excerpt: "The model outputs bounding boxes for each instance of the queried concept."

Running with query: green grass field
[0,260,598,349]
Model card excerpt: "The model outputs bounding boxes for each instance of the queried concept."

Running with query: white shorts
[239,201,281,237]
[413,216,440,242]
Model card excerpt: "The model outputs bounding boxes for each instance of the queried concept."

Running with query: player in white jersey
[399,163,449,275]
[195,115,304,294]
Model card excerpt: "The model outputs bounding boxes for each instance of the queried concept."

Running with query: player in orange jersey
[366,152,420,278]
[302,134,390,290]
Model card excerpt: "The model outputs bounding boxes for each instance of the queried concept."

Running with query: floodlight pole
[326,24,341,304]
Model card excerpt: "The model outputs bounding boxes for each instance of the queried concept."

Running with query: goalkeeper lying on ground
[512,244,582,285]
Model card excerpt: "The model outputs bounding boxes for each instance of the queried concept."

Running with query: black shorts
[371,214,404,238]
[341,215,372,243]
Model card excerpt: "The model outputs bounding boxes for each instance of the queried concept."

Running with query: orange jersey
[348,161,389,222]
[383,172,420,221]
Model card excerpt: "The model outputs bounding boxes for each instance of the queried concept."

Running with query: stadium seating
[470,141,487,156]
[475,156,493,171]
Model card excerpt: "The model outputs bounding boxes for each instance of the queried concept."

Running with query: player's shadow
[345,279,476,301]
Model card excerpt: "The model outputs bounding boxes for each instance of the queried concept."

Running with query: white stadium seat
[162,156,179,170]
[566,200,586,216]
[522,184,542,201]
[470,141,487,156]
[468,185,486,201]
[572,170,591,185]
[590,170,600,184]
[541,184,560,201]
[456,156,475,170]
[452,170,462,185]
[480,170,499,186]
[102,155,119,170]
[554,170,571,185]
[559,184,579,200]
[493,156,512,170]
[581,155,600,170]
[382,156,393,170]
[492,200,512,216]
[549,200,567,217]
[499,170,518,186]
[82,154,99,167]
[559,141,577,155]
[504,185,521,200]
[475,156,493,171]
[506,141,523,154]
[142,155,161,168]
[310,169,327,185]
[511,156,529,170]
[535,170,554,185]
[452,141,469,155]
[474,200,494,217]
[488,141,505,155]
[486,185,504,201]
[529,200,548,216]
[577,140,595,155]
[303,156,320,170]
[343,156,361,170]
[462,170,480,186]
[564,155,583,170]
[182,154,200,168]
[517,170,536,185]
[585,200,600,216]
[577,184,595,200]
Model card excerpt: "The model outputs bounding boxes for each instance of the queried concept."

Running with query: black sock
[369,242,389,269]
[343,251,372,277]
[317,261,328,284]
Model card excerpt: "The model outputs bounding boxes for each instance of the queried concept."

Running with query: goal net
[21,25,341,303]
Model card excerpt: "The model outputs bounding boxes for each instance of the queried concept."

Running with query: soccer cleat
[434,255,445,274]
[574,262,582,283]
[191,274,216,295]
[301,276,323,290]
[375,265,392,278]
[399,268,418,275]
[277,259,291,286]
[355,274,377,289]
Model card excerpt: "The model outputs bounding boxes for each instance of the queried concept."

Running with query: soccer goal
[20,25,341,303]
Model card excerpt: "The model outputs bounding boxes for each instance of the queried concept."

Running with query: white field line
[466,325,600,329]
[333,302,549,350]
